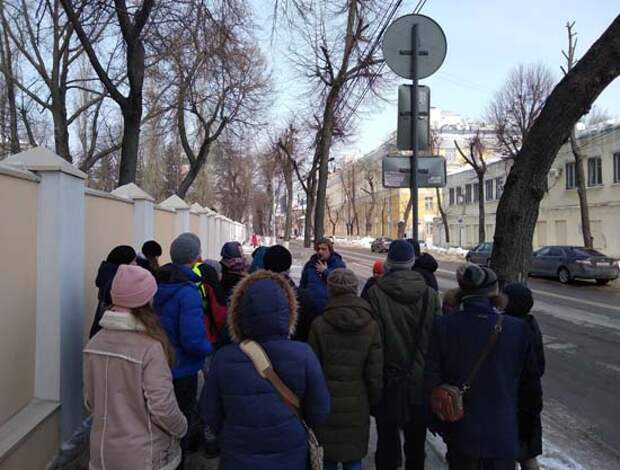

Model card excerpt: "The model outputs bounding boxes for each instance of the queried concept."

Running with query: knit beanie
[456,263,499,297]
[203,259,222,277]
[503,283,534,317]
[106,245,137,265]
[327,268,359,296]
[264,245,293,273]
[221,241,243,260]
[111,265,157,309]
[385,239,416,272]
[372,260,385,275]
[142,240,162,258]
[170,232,201,265]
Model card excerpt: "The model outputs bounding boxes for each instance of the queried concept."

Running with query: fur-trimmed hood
[227,270,298,342]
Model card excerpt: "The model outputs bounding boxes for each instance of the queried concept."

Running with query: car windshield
[570,248,606,257]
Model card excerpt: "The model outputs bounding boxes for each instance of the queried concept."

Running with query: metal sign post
[410,24,420,241]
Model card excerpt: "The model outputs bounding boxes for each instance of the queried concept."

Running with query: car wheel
[596,279,610,286]
[558,267,571,284]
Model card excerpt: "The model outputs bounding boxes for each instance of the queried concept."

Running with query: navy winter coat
[202,271,331,470]
[424,298,542,460]
[300,252,346,312]
[154,264,212,379]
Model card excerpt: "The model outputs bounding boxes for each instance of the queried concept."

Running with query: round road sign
[382,14,447,80]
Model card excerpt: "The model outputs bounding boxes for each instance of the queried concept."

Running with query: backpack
[194,264,228,344]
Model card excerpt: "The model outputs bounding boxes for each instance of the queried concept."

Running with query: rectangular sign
[382,155,446,188]
[397,85,430,151]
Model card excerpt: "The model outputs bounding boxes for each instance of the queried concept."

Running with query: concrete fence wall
[0,148,246,470]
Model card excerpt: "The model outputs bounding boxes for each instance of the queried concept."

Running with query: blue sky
[253,0,620,154]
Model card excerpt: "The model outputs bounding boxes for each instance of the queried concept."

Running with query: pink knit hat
[111,265,157,308]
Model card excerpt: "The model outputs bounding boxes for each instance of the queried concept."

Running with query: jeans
[374,404,427,470]
[447,449,516,470]
[174,375,198,469]
[324,461,363,470]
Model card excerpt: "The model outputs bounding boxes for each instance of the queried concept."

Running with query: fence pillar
[112,183,155,251]
[160,195,190,235]
[206,210,216,259]
[191,203,208,259]
[5,148,86,441]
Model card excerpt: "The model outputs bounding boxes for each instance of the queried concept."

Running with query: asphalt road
[291,241,620,469]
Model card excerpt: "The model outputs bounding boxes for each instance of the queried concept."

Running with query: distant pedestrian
[309,268,383,470]
[251,232,258,248]
[300,237,346,313]
[366,239,441,470]
[503,283,545,470]
[89,245,137,338]
[250,245,269,273]
[137,240,162,274]
[361,260,384,300]
[202,270,331,470]
[220,241,248,302]
[408,239,439,291]
[425,264,542,470]
[84,265,187,470]
[154,233,212,468]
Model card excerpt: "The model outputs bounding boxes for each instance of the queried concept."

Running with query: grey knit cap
[456,263,499,297]
[327,268,359,296]
[170,232,202,265]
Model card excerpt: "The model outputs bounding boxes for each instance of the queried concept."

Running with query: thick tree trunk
[0,29,20,154]
[436,187,450,244]
[399,194,413,238]
[304,192,315,248]
[491,15,620,284]
[477,172,486,243]
[569,130,594,248]
[118,107,142,186]
[51,95,72,162]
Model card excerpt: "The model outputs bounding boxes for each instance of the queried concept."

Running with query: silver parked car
[529,246,619,285]
[465,242,493,267]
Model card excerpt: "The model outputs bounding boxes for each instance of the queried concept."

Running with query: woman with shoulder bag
[202,270,331,470]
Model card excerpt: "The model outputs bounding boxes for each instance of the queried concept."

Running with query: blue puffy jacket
[154,264,212,379]
[299,253,346,312]
[202,271,331,470]
[424,298,542,459]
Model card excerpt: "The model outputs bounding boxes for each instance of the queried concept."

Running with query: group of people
[84,234,544,470]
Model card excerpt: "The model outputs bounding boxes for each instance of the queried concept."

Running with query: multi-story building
[435,120,620,257]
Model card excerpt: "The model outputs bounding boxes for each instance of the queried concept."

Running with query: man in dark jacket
[220,241,248,302]
[408,239,439,291]
[89,245,137,338]
[503,283,545,470]
[300,237,346,313]
[366,240,441,470]
[154,233,212,467]
[424,264,543,470]
[309,268,383,470]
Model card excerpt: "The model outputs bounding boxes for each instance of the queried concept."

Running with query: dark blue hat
[386,239,416,271]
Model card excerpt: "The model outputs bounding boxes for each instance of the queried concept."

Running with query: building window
[495,177,504,200]
[425,196,434,210]
[473,182,479,203]
[587,157,603,186]
[485,179,494,201]
[449,188,455,205]
[614,153,620,183]
[456,186,463,204]
[566,161,576,189]
[465,184,472,204]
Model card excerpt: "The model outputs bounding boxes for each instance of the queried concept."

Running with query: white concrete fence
[0,147,245,470]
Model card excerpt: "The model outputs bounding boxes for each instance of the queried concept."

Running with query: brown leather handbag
[431,314,504,423]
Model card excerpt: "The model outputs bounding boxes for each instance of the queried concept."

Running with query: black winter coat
[308,293,383,462]
[413,253,439,291]
[89,261,119,338]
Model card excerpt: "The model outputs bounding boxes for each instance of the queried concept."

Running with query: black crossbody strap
[462,313,503,392]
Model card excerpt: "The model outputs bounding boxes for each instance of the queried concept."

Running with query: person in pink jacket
[84,264,188,470]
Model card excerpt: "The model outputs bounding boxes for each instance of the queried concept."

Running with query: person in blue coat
[425,264,542,470]
[154,232,212,468]
[202,270,331,470]
[300,237,346,314]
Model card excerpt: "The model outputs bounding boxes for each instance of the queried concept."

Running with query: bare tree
[325,196,342,236]
[430,129,449,243]
[277,0,398,241]
[360,161,377,236]
[275,122,299,241]
[455,132,487,244]
[486,63,554,158]
[212,141,254,222]
[60,0,155,184]
[339,162,360,237]
[491,15,620,283]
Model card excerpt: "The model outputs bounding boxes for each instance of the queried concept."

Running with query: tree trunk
[477,172,486,243]
[0,28,20,154]
[491,15,620,284]
[436,187,450,244]
[569,129,594,248]
[399,194,413,238]
[51,94,72,162]
[118,107,142,186]
[304,191,315,247]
